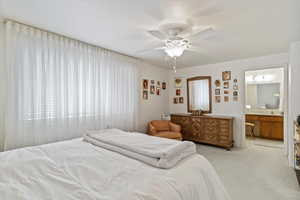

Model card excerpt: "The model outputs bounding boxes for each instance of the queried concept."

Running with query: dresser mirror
[187,76,212,113]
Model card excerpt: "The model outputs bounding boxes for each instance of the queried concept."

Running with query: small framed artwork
[215,96,221,103]
[233,96,238,101]
[233,78,238,83]
[224,96,229,102]
[174,78,183,88]
[156,87,160,96]
[233,91,238,96]
[224,90,229,95]
[151,80,155,84]
[223,81,229,89]
[157,81,161,86]
[143,79,148,90]
[233,85,238,90]
[176,89,181,96]
[150,85,155,94]
[143,90,148,100]
[215,89,221,95]
[215,80,221,87]
[222,71,231,81]
[162,82,167,90]
[173,97,178,104]
[179,97,184,104]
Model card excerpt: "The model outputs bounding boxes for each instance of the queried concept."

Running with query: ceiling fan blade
[186,46,205,54]
[135,46,165,55]
[147,30,167,40]
[186,27,215,40]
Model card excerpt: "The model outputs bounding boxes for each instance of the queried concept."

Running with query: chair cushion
[155,131,182,139]
[151,120,170,132]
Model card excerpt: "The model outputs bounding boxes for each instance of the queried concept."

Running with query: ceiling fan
[139,21,216,72]
[141,21,215,57]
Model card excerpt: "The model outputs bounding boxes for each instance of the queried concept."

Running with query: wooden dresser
[171,114,234,150]
[245,114,283,140]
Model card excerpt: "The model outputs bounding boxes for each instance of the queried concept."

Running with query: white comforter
[84,129,196,169]
[0,138,231,200]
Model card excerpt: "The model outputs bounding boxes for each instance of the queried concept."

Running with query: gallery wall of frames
[142,79,167,100]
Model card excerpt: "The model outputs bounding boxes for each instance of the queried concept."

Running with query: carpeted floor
[196,141,300,200]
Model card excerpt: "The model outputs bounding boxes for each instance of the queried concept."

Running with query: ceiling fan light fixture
[164,47,185,57]
[164,39,190,58]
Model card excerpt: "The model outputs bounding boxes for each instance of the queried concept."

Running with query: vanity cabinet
[171,114,234,150]
[245,114,283,140]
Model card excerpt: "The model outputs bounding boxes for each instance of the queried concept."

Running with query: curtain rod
[3,18,140,61]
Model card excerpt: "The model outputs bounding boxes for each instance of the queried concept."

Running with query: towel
[83,129,196,169]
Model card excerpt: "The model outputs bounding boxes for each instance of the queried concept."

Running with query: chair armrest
[169,122,181,132]
[148,123,157,135]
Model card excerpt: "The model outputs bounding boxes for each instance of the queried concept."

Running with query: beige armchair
[148,120,183,140]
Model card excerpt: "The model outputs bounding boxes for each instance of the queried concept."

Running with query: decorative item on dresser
[171,114,234,150]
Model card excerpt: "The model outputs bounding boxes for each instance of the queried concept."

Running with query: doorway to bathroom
[244,67,285,149]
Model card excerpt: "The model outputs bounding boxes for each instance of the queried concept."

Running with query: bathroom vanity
[245,114,283,140]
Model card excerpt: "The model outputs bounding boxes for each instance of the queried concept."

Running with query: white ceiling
[0,0,294,68]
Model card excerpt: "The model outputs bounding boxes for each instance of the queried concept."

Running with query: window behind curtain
[2,20,139,150]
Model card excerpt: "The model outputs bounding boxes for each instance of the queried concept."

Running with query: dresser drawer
[171,114,234,150]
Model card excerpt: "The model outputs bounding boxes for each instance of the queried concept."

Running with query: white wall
[137,62,170,133]
[288,41,300,166]
[169,53,288,148]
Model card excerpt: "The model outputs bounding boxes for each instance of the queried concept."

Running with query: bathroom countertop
[245,113,283,117]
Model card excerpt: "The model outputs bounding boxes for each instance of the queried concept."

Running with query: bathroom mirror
[187,76,212,113]
[245,68,284,115]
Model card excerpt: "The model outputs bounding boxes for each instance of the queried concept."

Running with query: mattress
[0,138,230,200]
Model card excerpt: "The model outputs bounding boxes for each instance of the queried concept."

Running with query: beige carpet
[196,141,300,200]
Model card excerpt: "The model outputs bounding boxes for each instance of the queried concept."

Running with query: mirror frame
[187,76,212,113]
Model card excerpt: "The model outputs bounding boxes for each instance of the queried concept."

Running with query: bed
[0,131,230,200]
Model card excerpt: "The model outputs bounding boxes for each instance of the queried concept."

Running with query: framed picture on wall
[215,96,221,103]
[173,97,178,104]
[233,85,238,90]
[222,71,231,81]
[223,81,229,89]
[224,90,229,95]
[162,82,167,90]
[151,80,155,84]
[150,85,155,94]
[215,89,221,95]
[215,80,221,87]
[143,79,148,90]
[156,87,160,96]
[143,90,148,100]
[176,89,181,96]
[179,97,184,104]
[174,78,183,88]
[224,96,229,102]
[233,91,238,96]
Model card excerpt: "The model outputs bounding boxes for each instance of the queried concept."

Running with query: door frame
[242,65,289,156]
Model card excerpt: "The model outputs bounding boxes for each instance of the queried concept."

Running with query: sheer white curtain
[189,80,210,110]
[1,21,139,150]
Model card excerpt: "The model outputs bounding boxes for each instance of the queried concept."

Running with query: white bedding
[84,129,197,168]
[0,138,231,200]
